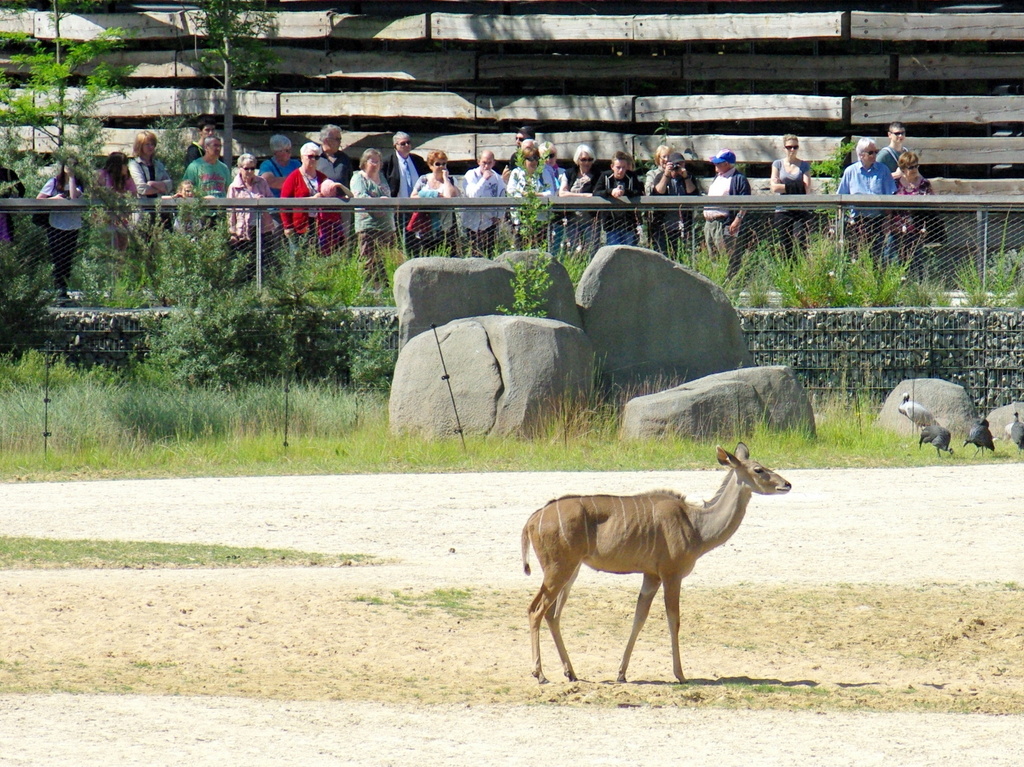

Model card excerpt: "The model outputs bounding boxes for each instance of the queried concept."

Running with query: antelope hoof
[616,673,627,683]
[534,670,549,684]
[565,671,578,682]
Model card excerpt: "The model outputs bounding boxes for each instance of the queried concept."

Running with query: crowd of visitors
[9,117,938,300]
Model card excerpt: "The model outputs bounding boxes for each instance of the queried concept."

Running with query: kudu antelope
[521,443,791,684]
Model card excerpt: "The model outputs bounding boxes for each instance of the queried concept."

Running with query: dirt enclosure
[1,464,1024,766]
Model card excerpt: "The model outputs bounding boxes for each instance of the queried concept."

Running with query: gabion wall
[42,307,1024,409]
[739,308,1024,409]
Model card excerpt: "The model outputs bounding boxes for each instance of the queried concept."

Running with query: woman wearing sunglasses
[410,150,460,255]
[228,153,275,275]
[769,134,812,261]
[891,151,934,279]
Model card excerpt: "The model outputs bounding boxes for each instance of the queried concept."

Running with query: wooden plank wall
[3,5,1024,192]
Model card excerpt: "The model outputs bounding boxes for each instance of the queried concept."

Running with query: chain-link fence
[4,194,1024,305]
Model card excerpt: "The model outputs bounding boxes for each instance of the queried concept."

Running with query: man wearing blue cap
[703,149,751,275]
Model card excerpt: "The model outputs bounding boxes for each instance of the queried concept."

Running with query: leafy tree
[0,0,128,173]
[192,0,278,168]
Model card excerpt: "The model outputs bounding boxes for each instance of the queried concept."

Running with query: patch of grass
[0,536,376,569]
[353,588,480,618]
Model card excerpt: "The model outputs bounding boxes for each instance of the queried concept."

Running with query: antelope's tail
[521,522,532,576]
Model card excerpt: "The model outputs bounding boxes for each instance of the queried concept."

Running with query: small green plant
[955,249,1023,307]
[810,141,857,193]
[510,147,554,251]
[685,247,743,301]
[350,326,397,390]
[770,235,907,307]
[498,256,554,318]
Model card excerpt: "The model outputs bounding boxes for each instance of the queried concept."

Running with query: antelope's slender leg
[546,564,581,681]
[662,574,685,683]
[617,572,661,683]
[528,563,577,684]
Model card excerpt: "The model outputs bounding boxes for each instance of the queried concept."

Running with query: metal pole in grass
[431,323,466,451]
[283,371,291,448]
[42,346,53,457]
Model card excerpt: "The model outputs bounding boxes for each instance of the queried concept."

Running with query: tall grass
[0,353,383,454]
[0,353,1000,481]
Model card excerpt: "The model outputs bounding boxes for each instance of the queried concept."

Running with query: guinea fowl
[898,392,934,427]
[1009,412,1024,453]
[964,418,995,456]
[919,423,953,457]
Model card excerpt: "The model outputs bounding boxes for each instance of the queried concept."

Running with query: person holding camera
[648,152,701,257]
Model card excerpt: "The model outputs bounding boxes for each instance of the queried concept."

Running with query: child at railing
[164,180,202,235]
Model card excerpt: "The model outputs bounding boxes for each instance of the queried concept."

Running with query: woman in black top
[558,144,600,258]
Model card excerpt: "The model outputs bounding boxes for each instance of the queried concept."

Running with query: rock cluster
[390,247,781,438]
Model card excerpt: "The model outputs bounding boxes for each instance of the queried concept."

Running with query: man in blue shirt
[837,138,896,261]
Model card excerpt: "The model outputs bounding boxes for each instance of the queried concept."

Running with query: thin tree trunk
[222,34,234,169]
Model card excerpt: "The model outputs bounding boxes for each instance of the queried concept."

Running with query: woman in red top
[280,142,327,254]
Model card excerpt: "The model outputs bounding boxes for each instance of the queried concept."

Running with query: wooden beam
[277,49,475,82]
[15,10,424,42]
[851,137,1024,166]
[0,9,33,35]
[280,91,476,121]
[852,96,1024,125]
[637,94,844,123]
[32,11,187,41]
[929,178,1024,195]
[82,51,202,79]
[329,13,427,41]
[633,12,844,42]
[82,88,278,119]
[899,54,1024,81]
[478,54,680,81]
[431,13,632,42]
[851,12,1024,41]
[477,94,634,123]
[633,134,844,163]
[685,54,888,81]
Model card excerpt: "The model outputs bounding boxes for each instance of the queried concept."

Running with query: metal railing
[4,194,1024,302]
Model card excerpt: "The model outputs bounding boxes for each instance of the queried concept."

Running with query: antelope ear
[734,442,750,460]
[716,445,732,466]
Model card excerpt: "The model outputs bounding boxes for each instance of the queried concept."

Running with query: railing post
[977,209,989,292]
[255,221,263,289]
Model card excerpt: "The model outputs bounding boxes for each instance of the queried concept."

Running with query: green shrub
[0,242,52,357]
[146,287,290,388]
[349,327,397,390]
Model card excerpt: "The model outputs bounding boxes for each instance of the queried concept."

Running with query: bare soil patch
[1,466,1024,764]
[1,576,1021,713]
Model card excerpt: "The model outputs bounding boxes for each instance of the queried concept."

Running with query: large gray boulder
[877,379,978,436]
[393,257,514,349]
[389,315,593,437]
[393,253,580,349]
[576,245,752,388]
[985,402,1024,444]
[621,366,815,439]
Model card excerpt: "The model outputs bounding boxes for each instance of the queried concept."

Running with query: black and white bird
[964,418,995,456]
[1009,411,1024,453]
[919,423,953,457]
[898,392,934,427]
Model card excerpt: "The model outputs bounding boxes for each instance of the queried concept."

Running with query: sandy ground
[1,464,1023,765]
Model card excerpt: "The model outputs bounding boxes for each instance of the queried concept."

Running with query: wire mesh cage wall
[6,195,1024,300]
[32,305,1024,410]
[739,308,1024,409]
